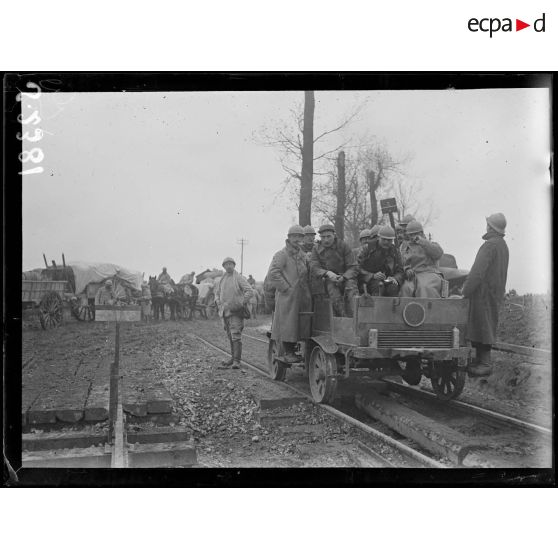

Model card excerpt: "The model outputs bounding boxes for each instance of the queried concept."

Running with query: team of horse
[147,276,265,321]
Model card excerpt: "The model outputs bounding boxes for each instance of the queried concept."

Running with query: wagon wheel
[71,298,95,321]
[431,361,466,400]
[268,339,287,381]
[308,345,338,404]
[400,359,422,386]
[38,291,63,330]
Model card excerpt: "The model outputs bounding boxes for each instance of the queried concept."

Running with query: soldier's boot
[219,338,234,368]
[468,345,493,377]
[231,340,242,369]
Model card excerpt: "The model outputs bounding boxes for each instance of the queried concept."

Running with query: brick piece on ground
[145,386,173,415]
[123,402,148,417]
[55,409,84,423]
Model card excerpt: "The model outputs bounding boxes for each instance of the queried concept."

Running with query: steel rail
[195,334,447,469]
[383,379,552,437]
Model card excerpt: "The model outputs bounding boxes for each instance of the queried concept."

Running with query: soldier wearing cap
[358,225,404,296]
[463,213,509,377]
[310,224,358,317]
[399,220,444,298]
[215,256,253,369]
[302,225,317,254]
[266,225,312,363]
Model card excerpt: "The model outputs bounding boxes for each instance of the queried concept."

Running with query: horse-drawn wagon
[268,271,472,404]
[22,259,144,329]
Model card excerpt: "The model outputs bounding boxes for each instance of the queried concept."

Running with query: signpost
[380,197,399,232]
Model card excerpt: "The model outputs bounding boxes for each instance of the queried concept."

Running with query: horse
[148,276,182,320]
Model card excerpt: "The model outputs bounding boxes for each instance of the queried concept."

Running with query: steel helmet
[400,214,415,226]
[222,257,236,266]
[406,220,424,235]
[486,212,506,234]
[369,224,380,238]
[378,225,396,240]
[288,225,305,236]
[105,279,113,286]
[303,225,316,235]
[318,223,335,234]
[359,228,371,240]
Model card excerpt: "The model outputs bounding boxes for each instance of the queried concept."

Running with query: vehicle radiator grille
[377,330,453,348]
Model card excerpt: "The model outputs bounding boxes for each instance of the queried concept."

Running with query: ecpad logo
[468,13,546,37]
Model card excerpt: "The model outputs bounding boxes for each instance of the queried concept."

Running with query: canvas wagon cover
[68,262,143,295]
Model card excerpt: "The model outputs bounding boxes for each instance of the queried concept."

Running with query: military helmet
[222,257,236,266]
[303,225,316,235]
[318,223,335,234]
[359,228,371,240]
[400,214,415,226]
[287,225,305,236]
[406,220,424,235]
[486,212,506,234]
[378,225,396,240]
[369,224,380,238]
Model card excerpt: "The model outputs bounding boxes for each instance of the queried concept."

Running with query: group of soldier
[191,211,509,378]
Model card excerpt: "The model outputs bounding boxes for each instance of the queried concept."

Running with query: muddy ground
[20,293,552,466]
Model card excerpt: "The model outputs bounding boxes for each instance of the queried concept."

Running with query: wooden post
[62,253,66,267]
[335,151,346,241]
[109,322,121,441]
[43,254,48,268]
[368,170,378,227]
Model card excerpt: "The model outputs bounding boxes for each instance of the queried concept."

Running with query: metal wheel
[431,361,466,400]
[400,359,422,386]
[38,291,63,329]
[308,345,338,404]
[268,339,287,381]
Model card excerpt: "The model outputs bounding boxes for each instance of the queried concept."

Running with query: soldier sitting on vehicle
[358,225,404,296]
[399,220,444,298]
[353,229,371,259]
[310,223,358,317]
[397,214,415,255]
[301,225,317,254]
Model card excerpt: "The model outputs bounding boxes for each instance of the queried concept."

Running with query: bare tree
[390,177,438,226]
[254,93,363,224]
[313,142,436,247]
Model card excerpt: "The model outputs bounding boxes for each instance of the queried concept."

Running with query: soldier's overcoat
[267,240,312,343]
[462,231,509,345]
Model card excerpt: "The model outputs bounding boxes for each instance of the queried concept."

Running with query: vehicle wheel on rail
[400,359,422,386]
[308,345,338,404]
[268,339,287,381]
[38,291,63,330]
[430,361,466,400]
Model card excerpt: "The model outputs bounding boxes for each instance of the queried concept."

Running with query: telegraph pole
[237,238,248,275]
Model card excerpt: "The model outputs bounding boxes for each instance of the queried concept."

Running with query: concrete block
[27,409,57,425]
[122,402,148,417]
[127,441,197,468]
[55,409,84,423]
[22,446,111,468]
[127,413,180,426]
[147,400,173,414]
[127,426,192,445]
[22,431,107,451]
[84,407,109,422]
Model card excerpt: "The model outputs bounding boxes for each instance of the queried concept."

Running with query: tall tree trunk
[335,151,346,240]
[368,170,378,227]
[299,91,315,226]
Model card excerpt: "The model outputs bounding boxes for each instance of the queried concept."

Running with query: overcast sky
[22,88,551,294]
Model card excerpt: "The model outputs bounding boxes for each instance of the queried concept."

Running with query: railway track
[195,333,447,468]
[203,331,551,467]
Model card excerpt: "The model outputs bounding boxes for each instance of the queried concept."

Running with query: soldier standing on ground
[215,257,253,369]
[301,225,317,254]
[267,225,312,363]
[463,213,509,377]
[310,224,358,317]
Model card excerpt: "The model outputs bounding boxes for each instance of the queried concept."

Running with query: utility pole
[237,238,248,275]
[335,151,346,241]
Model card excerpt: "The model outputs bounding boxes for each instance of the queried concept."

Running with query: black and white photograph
[4,73,553,478]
